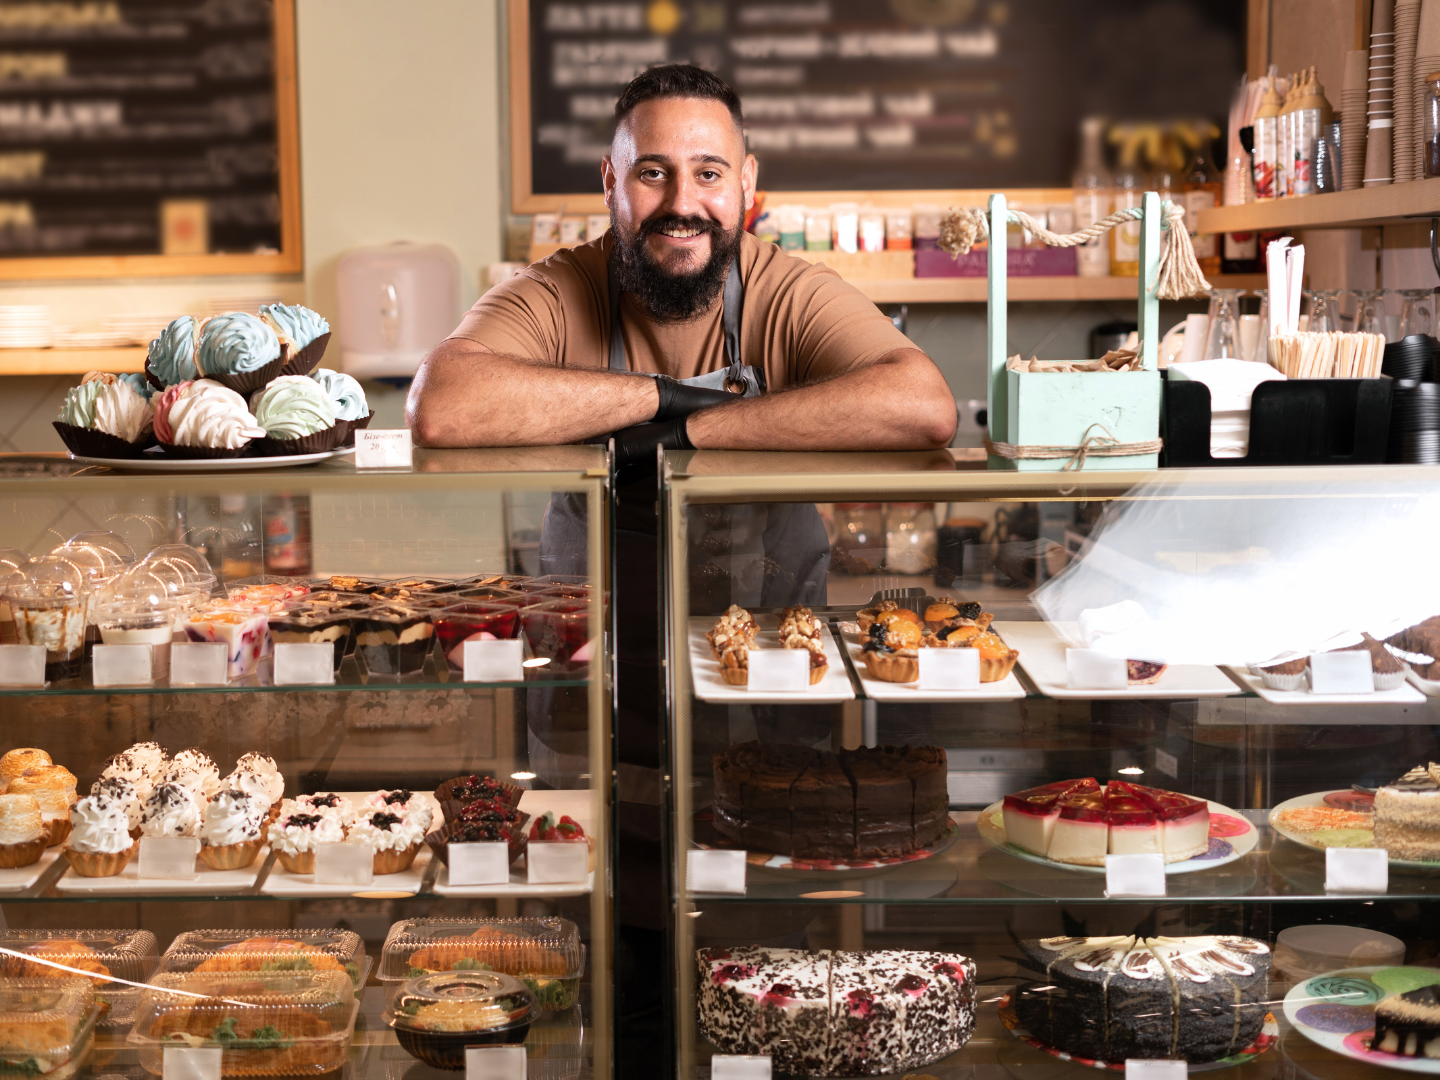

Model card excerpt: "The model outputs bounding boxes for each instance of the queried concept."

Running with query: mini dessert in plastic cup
[183,605,268,681]
[514,575,590,594]
[0,549,27,645]
[268,602,355,673]
[432,602,522,673]
[226,575,310,603]
[386,971,539,1069]
[520,599,589,674]
[530,584,590,602]
[354,604,435,677]
[49,539,130,661]
[453,586,527,605]
[93,571,175,682]
[2,556,87,681]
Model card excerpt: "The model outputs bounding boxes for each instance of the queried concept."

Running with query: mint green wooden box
[986,191,1162,471]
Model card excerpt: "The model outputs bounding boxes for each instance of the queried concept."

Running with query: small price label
[0,645,44,687]
[1125,1060,1186,1080]
[919,647,980,690]
[527,841,589,884]
[163,1046,222,1080]
[313,841,374,886]
[464,639,524,682]
[273,643,334,685]
[92,643,154,686]
[1067,648,1128,690]
[1309,651,1374,695]
[1154,748,1179,778]
[448,842,510,886]
[464,1045,526,1080]
[1105,853,1166,897]
[139,836,200,880]
[1326,847,1388,893]
[170,642,227,686]
[711,1056,772,1080]
[687,848,746,895]
[747,649,809,692]
[355,429,413,469]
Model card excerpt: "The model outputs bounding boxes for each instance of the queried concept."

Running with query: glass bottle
[1072,117,1112,278]
[1252,79,1283,199]
[262,493,313,578]
[1110,147,1142,277]
[1183,137,1223,277]
[1426,72,1440,178]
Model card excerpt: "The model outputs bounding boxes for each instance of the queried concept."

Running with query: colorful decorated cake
[1002,778,1210,865]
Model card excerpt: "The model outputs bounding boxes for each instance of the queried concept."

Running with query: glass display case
[0,446,612,1080]
[662,449,1440,1080]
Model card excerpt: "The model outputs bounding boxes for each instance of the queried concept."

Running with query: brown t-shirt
[450,231,911,389]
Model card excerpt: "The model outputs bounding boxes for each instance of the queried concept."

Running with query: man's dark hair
[613,64,743,129]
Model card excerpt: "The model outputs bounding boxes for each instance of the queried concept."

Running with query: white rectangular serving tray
[688,617,854,704]
[0,848,60,893]
[54,849,268,894]
[431,866,594,898]
[995,621,1242,700]
[261,790,439,897]
[1405,665,1440,697]
[835,622,1025,702]
[1227,666,1425,705]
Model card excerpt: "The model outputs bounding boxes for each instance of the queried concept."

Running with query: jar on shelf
[832,503,885,574]
[883,503,937,575]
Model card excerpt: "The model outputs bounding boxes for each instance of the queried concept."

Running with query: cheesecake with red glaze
[1002,777,1209,864]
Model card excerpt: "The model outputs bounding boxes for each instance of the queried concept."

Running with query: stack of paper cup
[1367,0,1396,185]
[1343,49,1371,189]
[1396,0,1421,181]
[1415,0,1440,175]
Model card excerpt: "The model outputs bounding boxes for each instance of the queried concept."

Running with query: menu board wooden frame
[0,0,302,280]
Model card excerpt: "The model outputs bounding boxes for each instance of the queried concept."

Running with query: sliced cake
[1001,778,1101,858]
[1374,763,1440,862]
[1001,778,1209,864]
[1373,984,1440,1058]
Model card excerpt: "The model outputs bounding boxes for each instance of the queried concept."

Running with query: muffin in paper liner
[373,840,422,875]
[281,332,331,377]
[425,818,529,868]
[1260,668,1306,691]
[44,817,73,848]
[52,421,154,459]
[435,775,524,821]
[197,836,264,870]
[0,835,46,869]
[62,841,136,877]
[195,351,286,397]
[1374,668,1407,690]
[275,848,316,874]
[251,420,347,458]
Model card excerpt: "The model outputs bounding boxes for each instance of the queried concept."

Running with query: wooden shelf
[848,274,1266,304]
[1195,178,1440,233]
[0,347,145,376]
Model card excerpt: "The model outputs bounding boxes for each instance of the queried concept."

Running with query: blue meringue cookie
[259,303,329,351]
[146,316,199,386]
[196,312,280,376]
[309,368,368,422]
[116,372,156,401]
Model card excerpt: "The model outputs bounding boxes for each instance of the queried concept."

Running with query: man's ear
[601,154,616,208]
[741,153,758,212]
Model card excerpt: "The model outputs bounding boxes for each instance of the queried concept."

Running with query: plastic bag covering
[1030,472,1440,665]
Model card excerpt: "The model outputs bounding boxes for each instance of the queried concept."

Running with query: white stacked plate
[52,328,133,349]
[0,305,52,348]
[203,296,279,317]
[102,312,175,346]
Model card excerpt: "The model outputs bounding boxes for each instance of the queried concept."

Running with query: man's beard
[612,211,744,322]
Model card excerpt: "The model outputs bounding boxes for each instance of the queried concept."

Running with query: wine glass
[1252,289,1269,363]
[1399,289,1435,338]
[1203,290,1244,360]
[1352,289,1388,336]
[1306,289,1345,333]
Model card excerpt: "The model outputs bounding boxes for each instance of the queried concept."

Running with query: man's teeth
[659,227,702,238]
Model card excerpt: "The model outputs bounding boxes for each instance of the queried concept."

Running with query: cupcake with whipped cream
[249,375,342,454]
[258,302,330,374]
[146,315,201,389]
[139,782,201,838]
[198,789,265,869]
[223,758,285,823]
[365,789,433,832]
[162,748,221,800]
[53,371,156,458]
[90,776,143,839]
[153,379,265,459]
[62,793,136,876]
[349,809,426,874]
[268,808,344,873]
[309,368,371,444]
[194,311,284,394]
[295,791,355,827]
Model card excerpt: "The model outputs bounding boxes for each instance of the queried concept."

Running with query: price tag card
[448,842,511,886]
[1067,649,1128,690]
[747,649,808,692]
[711,1055,772,1080]
[464,1045,526,1080]
[1326,847,1388,893]
[1125,1060,1186,1080]
[164,1046,222,1080]
[464,639,524,682]
[313,841,374,886]
[1105,853,1166,897]
[1309,650,1374,695]
[273,643,335,685]
[139,836,200,880]
[355,429,413,469]
[687,848,746,895]
[92,643,153,687]
[918,647,980,690]
[170,642,227,686]
[0,645,44,687]
[527,841,589,884]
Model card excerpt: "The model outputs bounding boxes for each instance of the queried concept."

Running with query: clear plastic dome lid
[3,555,85,605]
[0,549,28,577]
[140,544,216,592]
[95,567,175,621]
[49,540,127,589]
[65,530,136,565]
[385,972,539,1034]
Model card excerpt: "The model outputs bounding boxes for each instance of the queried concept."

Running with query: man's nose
[659,171,702,217]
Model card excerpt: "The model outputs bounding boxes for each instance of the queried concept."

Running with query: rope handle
[938,201,1212,301]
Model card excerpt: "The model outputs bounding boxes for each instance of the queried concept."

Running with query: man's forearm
[407,339,659,447]
[685,348,957,451]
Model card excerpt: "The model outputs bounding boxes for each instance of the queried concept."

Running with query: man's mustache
[640,215,721,237]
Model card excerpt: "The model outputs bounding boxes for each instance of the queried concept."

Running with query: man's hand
[612,416,693,467]
[652,375,735,420]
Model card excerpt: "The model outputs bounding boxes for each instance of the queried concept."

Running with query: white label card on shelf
[463,639,524,682]
[273,643,334,685]
[687,848,747,895]
[464,1045,526,1080]
[448,842,511,886]
[1066,649,1128,689]
[163,1046,222,1080]
[139,836,200,880]
[747,649,809,692]
[1308,650,1374,695]
[711,1055,772,1080]
[313,841,374,886]
[1326,846,1388,893]
[92,643,153,687]
[0,645,44,687]
[170,642,227,686]
[527,841,589,884]
[918,647,980,690]
[1105,853,1166,897]
[1125,1060,1186,1080]
[355,429,413,469]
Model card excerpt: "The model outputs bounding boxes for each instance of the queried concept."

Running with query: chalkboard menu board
[0,0,298,276]
[517,0,1244,202]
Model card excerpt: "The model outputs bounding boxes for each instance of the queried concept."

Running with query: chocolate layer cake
[1373,984,1440,1057]
[1015,935,1270,1063]
[697,946,976,1076]
[711,741,949,860]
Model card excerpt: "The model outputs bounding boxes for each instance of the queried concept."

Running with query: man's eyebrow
[632,152,733,169]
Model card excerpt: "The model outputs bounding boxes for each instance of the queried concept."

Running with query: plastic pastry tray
[159,929,368,989]
[0,929,157,1027]
[0,978,100,1080]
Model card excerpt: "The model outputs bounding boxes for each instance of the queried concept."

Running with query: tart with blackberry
[923,597,994,635]
[859,612,922,682]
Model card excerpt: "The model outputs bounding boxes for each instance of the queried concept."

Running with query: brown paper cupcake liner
[336,411,375,448]
[156,441,251,460]
[52,422,155,460]
[197,352,286,397]
[251,421,347,458]
[44,818,72,848]
[0,835,46,868]
[425,819,528,868]
[281,333,331,377]
[275,848,316,874]
[372,840,421,875]
[198,836,264,870]
[435,776,525,821]
[62,843,135,877]
[144,359,166,392]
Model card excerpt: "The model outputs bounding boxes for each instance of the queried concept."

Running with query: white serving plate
[688,617,854,704]
[1404,665,1440,697]
[1226,667,1424,705]
[836,623,1025,702]
[69,447,354,472]
[54,849,268,894]
[1284,965,1440,1073]
[0,848,60,893]
[996,621,1241,699]
[976,797,1258,874]
[1268,790,1440,871]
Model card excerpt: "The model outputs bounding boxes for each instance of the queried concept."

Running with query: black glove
[612,417,694,468]
[652,374,734,421]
